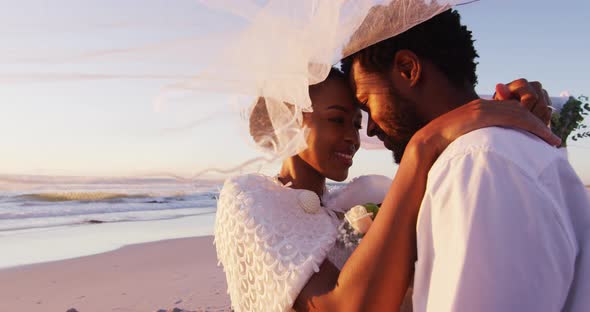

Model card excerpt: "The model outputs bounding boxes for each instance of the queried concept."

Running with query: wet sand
[0,236,230,312]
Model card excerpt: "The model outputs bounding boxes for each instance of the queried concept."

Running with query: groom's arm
[416,149,576,311]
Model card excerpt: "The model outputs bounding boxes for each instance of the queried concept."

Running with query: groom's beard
[381,87,426,164]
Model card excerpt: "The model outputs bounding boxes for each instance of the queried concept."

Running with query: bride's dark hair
[249,67,346,150]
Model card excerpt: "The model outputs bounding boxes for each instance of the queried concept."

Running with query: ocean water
[0,175,346,268]
[0,175,223,268]
[0,175,222,232]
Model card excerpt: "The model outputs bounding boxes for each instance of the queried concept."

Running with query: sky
[0,0,589,183]
[457,0,590,183]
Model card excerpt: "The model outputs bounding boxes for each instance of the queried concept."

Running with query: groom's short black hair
[342,9,479,89]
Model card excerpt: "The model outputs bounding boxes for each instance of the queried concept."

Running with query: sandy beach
[0,236,230,312]
[1,187,587,312]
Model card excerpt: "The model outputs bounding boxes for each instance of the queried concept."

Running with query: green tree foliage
[551,95,590,147]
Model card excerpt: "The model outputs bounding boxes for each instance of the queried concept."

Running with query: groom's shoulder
[431,126,562,177]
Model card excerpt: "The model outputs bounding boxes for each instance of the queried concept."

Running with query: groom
[343,9,589,311]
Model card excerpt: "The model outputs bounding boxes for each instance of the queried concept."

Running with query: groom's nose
[366,117,378,137]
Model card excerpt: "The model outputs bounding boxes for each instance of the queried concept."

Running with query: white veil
[1,0,471,178]
[189,0,469,161]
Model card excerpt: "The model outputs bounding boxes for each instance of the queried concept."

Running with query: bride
[214,67,557,311]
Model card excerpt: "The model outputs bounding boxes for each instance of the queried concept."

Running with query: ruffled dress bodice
[214,174,391,312]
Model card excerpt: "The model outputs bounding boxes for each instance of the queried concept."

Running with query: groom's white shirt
[413,127,590,312]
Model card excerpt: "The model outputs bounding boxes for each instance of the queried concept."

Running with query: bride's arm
[294,141,433,312]
[294,98,561,312]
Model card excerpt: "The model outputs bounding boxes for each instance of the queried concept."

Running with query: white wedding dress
[214,173,392,312]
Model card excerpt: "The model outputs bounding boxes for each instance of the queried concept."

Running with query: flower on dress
[336,203,380,249]
[345,205,373,234]
[297,190,322,214]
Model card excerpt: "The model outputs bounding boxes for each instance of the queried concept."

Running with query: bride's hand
[494,78,553,126]
[409,98,561,162]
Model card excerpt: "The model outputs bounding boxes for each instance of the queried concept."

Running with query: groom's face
[350,60,426,163]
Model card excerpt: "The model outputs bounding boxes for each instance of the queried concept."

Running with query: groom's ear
[392,50,421,88]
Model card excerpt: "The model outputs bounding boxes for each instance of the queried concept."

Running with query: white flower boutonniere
[337,203,380,249]
[345,205,374,234]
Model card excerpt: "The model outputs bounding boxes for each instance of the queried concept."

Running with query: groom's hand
[494,79,553,126]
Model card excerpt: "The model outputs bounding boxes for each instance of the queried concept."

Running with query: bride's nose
[344,123,360,148]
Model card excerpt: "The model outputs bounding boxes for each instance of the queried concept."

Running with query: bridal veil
[2,0,470,177]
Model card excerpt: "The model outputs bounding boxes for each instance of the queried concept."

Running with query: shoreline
[2,188,586,311]
[0,236,230,312]
[0,213,215,269]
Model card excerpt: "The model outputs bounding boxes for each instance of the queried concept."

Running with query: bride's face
[299,78,362,181]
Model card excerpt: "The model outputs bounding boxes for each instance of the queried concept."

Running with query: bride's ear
[392,50,421,88]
